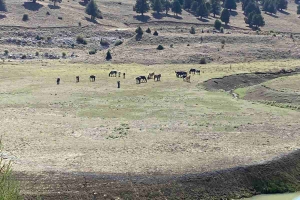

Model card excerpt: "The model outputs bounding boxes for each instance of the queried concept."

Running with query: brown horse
[196,70,200,75]
[183,75,191,83]
[154,74,161,81]
[148,72,155,79]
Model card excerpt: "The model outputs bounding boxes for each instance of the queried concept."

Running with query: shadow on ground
[23,2,44,11]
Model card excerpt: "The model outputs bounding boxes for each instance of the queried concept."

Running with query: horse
[76,76,80,83]
[109,70,118,77]
[118,71,121,77]
[136,76,141,84]
[183,75,191,83]
[56,78,60,85]
[196,70,200,75]
[140,76,147,83]
[90,75,96,82]
[175,71,187,78]
[154,74,161,81]
[148,72,155,79]
[123,73,126,79]
[189,69,196,74]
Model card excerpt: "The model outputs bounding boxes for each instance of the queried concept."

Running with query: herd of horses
[56,68,200,85]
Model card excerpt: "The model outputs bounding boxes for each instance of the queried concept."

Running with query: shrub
[22,14,29,21]
[106,50,112,60]
[21,55,26,59]
[153,30,158,36]
[157,45,164,50]
[78,22,82,26]
[58,16,63,20]
[62,52,66,57]
[35,35,43,40]
[190,27,196,34]
[170,44,174,48]
[100,38,109,46]
[4,50,8,55]
[89,49,97,55]
[135,26,143,35]
[47,36,52,41]
[114,40,123,46]
[35,52,39,56]
[221,39,226,45]
[200,57,206,64]
[146,28,151,33]
[220,27,224,33]
[46,11,50,15]
[214,19,222,30]
[76,36,87,45]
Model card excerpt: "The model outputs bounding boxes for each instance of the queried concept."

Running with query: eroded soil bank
[203,68,300,91]
[17,149,300,199]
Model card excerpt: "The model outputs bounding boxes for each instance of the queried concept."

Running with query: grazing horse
[183,75,191,83]
[175,71,187,78]
[76,76,80,83]
[148,72,155,80]
[109,70,118,77]
[189,69,196,74]
[118,71,121,77]
[196,70,200,75]
[90,75,96,82]
[57,78,60,85]
[123,73,126,79]
[154,74,161,81]
[140,76,147,83]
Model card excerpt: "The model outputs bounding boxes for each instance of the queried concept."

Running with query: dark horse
[136,76,147,84]
[57,78,60,85]
[189,69,196,74]
[196,70,200,75]
[109,71,118,77]
[175,71,187,78]
[90,75,96,82]
[154,74,161,81]
[76,76,80,83]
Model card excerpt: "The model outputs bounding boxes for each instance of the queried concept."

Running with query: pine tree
[135,0,150,15]
[210,0,221,17]
[135,26,143,35]
[106,50,112,60]
[184,0,193,9]
[197,2,209,18]
[298,5,300,14]
[214,19,222,30]
[152,0,163,13]
[191,1,198,12]
[85,0,101,20]
[245,2,260,15]
[206,2,211,14]
[220,8,230,25]
[252,14,265,28]
[277,0,287,11]
[0,0,7,12]
[172,0,182,15]
[224,0,236,11]
[245,11,255,26]
[263,0,270,13]
[164,0,171,14]
[268,3,277,15]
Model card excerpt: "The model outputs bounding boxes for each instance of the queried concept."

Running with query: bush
[170,44,174,48]
[100,38,109,46]
[47,36,52,41]
[58,16,63,20]
[106,50,112,60]
[146,28,151,33]
[214,19,222,30]
[76,36,87,45]
[21,55,26,59]
[157,45,164,50]
[35,52,39,56]
[89,49,97,55]
[153,30,158,36]
[135,26,143,35]
[78,22,82,26]
[200,57,206,64]
[62,52,66,57]
[4,50,8,55]
[46,11,50,15]
[221,39,226,45]
[190,27,196,34]
[22,14,29,21]
[35,35,44,40]
[220,27,224,33]
[114,40,123,46]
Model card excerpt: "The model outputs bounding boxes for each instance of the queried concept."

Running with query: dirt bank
[203,68,300,91]
[17,149,300,199]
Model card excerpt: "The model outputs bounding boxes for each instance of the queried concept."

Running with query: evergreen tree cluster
[262,0,288,15]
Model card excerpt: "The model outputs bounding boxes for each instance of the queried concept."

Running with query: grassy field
[0,60,300,176]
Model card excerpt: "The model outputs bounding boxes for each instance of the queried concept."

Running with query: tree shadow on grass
[85,16,100,24]
[265,13,279,18]
[23,2,43,11]
[278,10,290,15]
[230,11,238,16]
[197,18,210,22]
[133,15,150,22]
[152,12,183,19]
[48,5,61,9]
